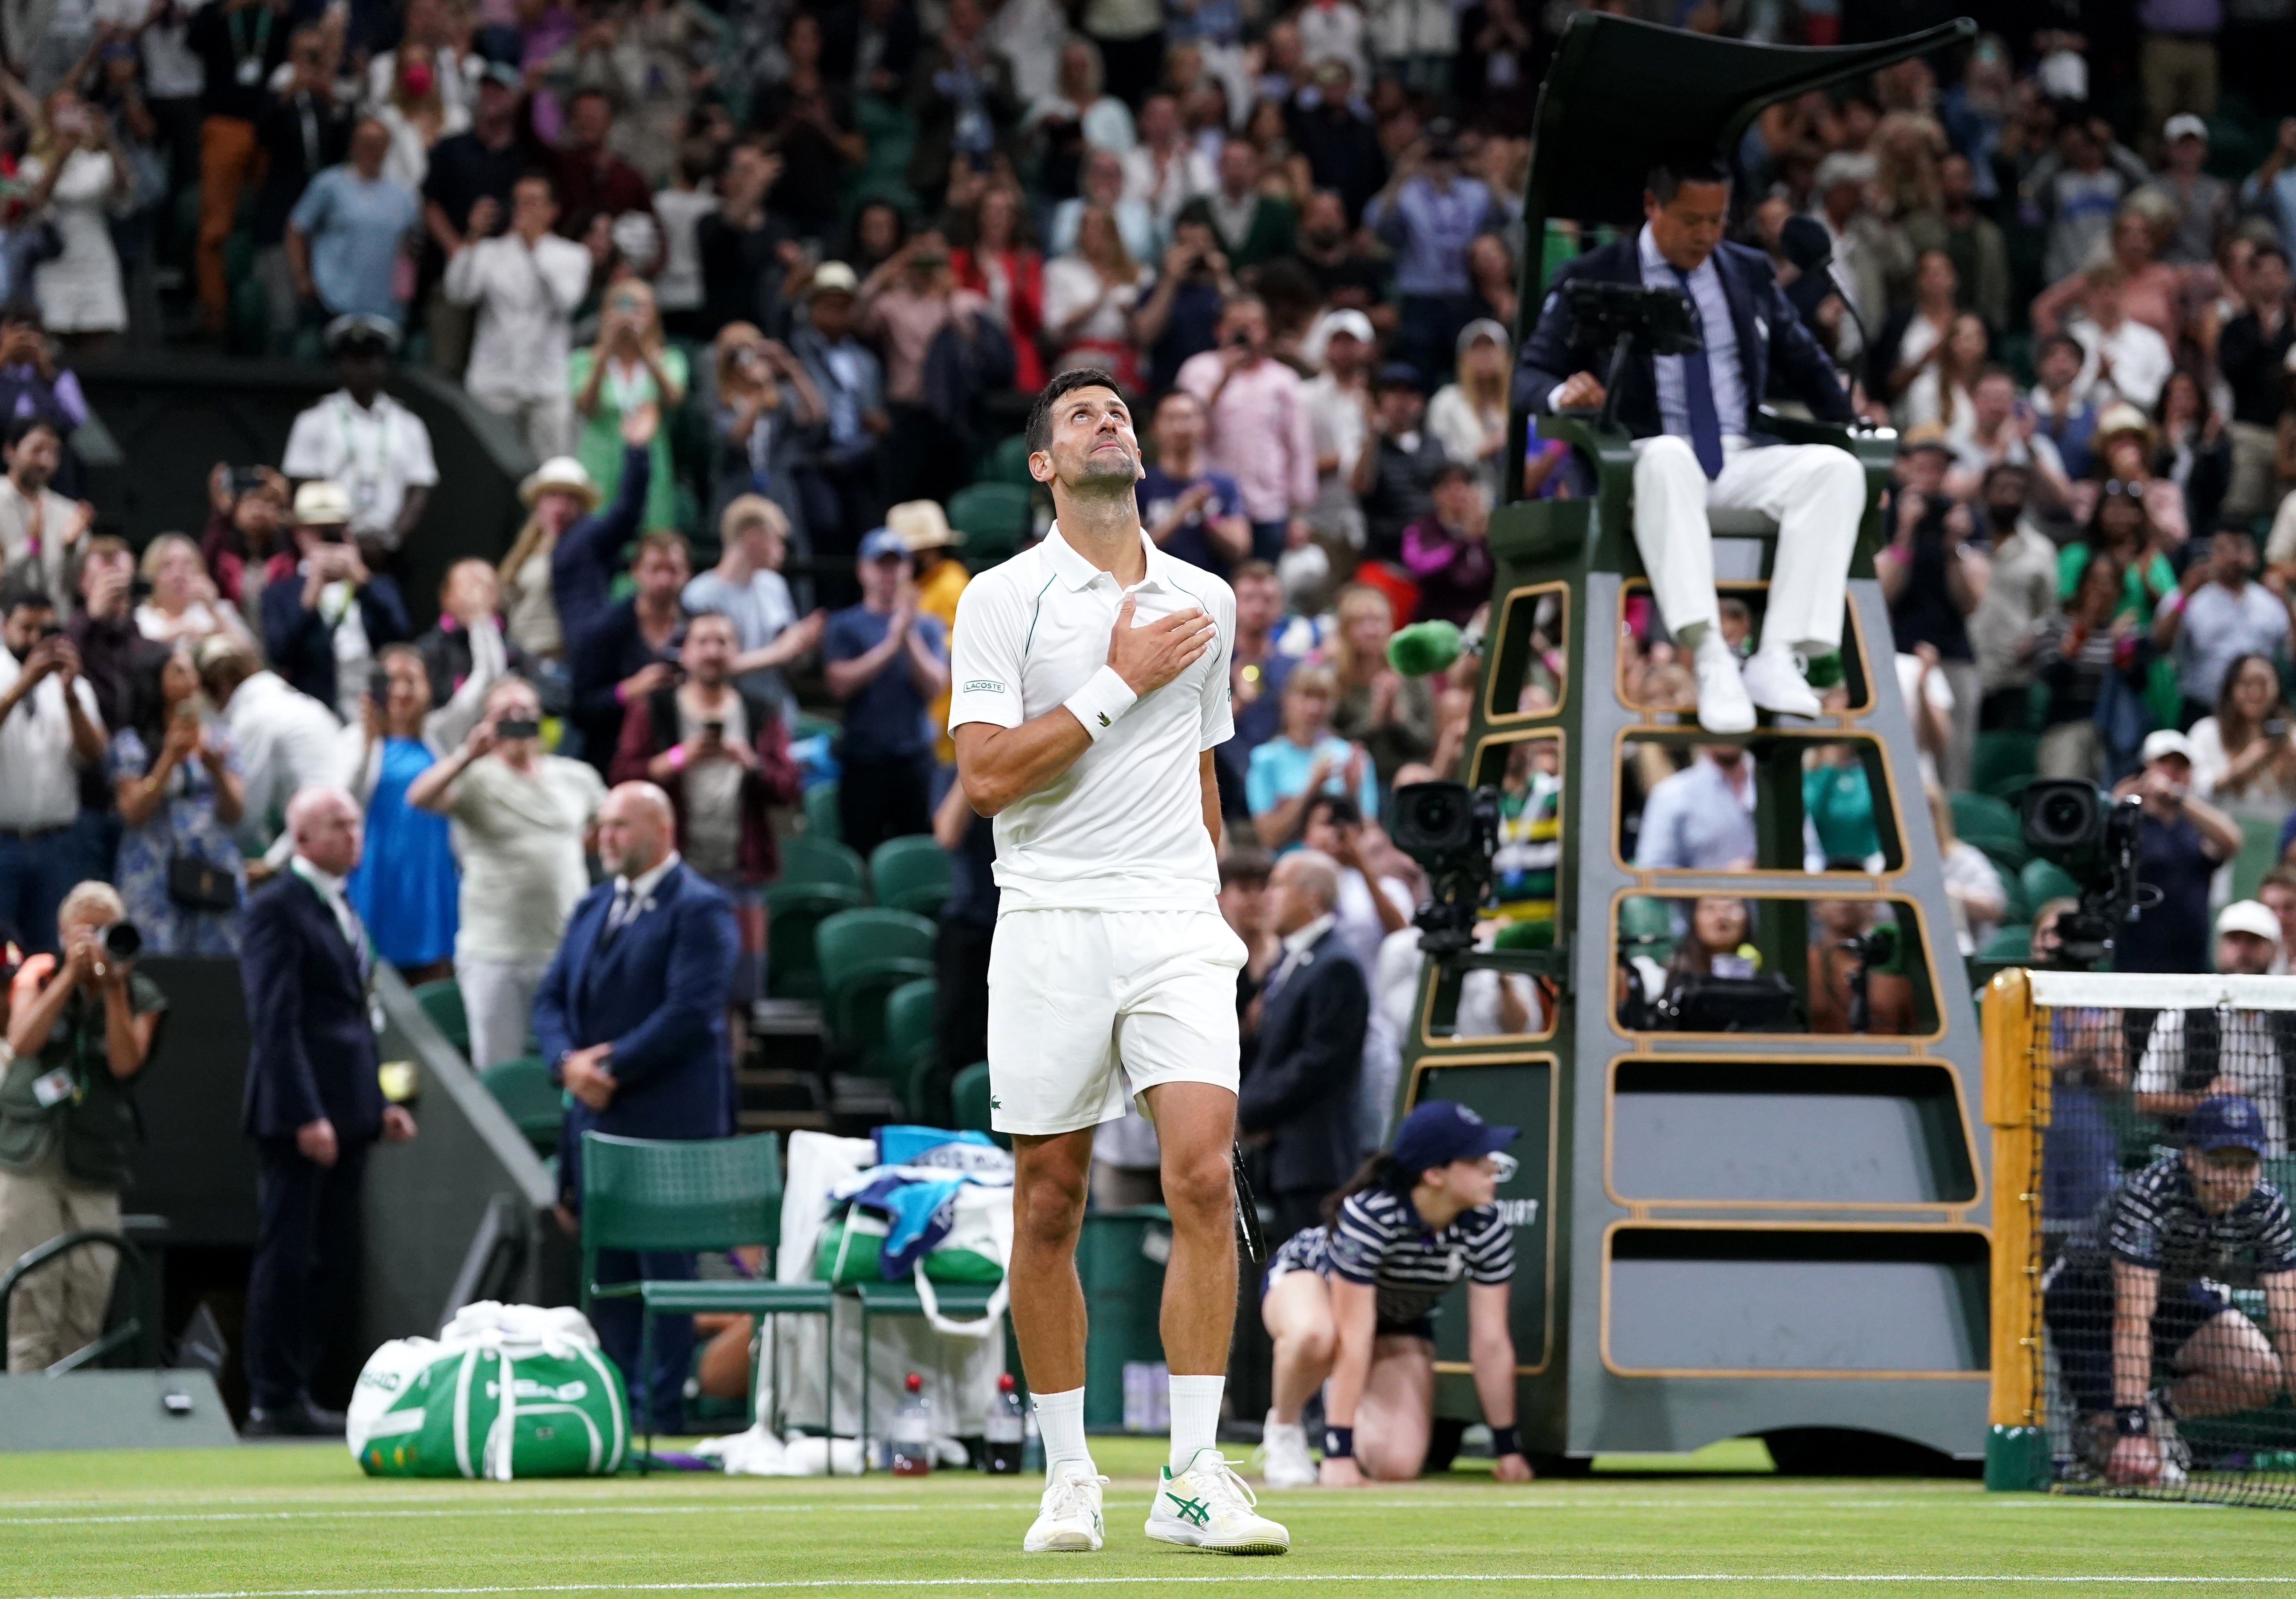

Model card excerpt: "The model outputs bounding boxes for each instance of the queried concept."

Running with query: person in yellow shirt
[887,500,968,761]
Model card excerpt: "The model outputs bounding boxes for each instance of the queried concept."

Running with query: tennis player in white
[949,369,1289,1557]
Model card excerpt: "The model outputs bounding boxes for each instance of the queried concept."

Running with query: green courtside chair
[815,909,936,1070]
[868,835,952,918]
[1949,791,2027,875]
[579,1132,833,1460]
[410,979,469,1057]
[948,482,1032,568]
[950,1060,1005,1149]
[479,1057,563,1158]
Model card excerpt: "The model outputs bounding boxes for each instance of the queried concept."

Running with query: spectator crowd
[12,0,2296,1432]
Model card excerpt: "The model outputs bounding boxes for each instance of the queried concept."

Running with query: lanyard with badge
[230,8,272,88]
[334,396,386,516]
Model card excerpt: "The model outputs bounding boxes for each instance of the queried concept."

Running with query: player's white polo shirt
[948,523,1245,1135]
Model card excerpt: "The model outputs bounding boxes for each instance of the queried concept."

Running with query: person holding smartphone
[407,675,605,1070]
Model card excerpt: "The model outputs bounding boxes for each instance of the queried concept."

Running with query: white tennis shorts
[985,907,1248,1136]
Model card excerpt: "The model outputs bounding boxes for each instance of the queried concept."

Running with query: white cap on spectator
[1300,307,1374,367]
[520,456,600,509]
[1814,151,1876,193]
[2218,899,2281,944]
[2164,113,2209,144]
[2141,729,2196,767]
[807,261,861,298]
[293,480,352,526]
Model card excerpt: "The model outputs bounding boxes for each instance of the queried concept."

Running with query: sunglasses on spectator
[2100,479,2146,501]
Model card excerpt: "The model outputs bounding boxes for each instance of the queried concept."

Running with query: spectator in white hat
[1301,307,1375,550]
[260,480,411,724]
[443,172,592,463]
[2112,728,2245,973]
[2148,113,2232,265]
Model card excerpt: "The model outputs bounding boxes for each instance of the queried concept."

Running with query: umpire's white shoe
[1256,1413,1317,1488]
[1023,1460,1107,1553]
[1691,630,1756,734]
[1742,645,1824,718]
[1146,1448,1291,1554]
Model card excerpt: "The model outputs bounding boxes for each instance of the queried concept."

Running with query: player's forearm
[955,714,1093,815]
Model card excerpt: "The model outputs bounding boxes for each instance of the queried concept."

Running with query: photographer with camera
[2112,730,2243,973]
[0,881,165,1372]
[260,481,411,726]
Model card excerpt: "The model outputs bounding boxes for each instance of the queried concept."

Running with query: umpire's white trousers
[1631,436,1865,652]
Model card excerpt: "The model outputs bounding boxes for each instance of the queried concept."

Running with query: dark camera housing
[1391,781,1501,954]
[493,717,540,742]
[2017,780,2145,968]
[103,921,142,962]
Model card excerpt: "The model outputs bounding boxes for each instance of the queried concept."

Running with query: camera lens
[2034,791,2088,846]
[102,921,141,962]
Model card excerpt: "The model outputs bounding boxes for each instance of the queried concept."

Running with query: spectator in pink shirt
[1175,295,1318,563]
[1400,461,1495,625]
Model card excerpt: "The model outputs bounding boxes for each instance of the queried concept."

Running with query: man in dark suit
[1239,850,1370,1242]
[240,785,415,1437]
[1515,154,1864,737]
[534,780,738,1431]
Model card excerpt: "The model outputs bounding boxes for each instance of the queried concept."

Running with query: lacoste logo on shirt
[989,1095,1002,1110]
[964,679,1006,694]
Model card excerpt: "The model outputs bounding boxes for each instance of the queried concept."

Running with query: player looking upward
[948,368,1290,1556]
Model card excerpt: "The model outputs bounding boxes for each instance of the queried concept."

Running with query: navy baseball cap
[858,527,911,562]
[2188,1094,2267,1156]
[1390,1100,1519,1176]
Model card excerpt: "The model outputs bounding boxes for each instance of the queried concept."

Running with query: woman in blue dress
[109,642,247,955]
[345,645,461,981]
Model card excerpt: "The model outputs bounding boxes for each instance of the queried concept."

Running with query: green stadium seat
[410,979,469,1057]
[804,782,841,841]
[984,434,1033,487]
[2021,858,2082,914]
[816,908,937,1072]
[869,834,952,917]
[1995,860,2029,928]
[1980,924,2032,962]
[949,482,1032,567]
[950,1060,1006,1149]
[579,1132,833,1454]
[479,1056,564,1158]
[781,834,866,893]
[1619,894,1676,966]
[1950,790,2026,873]
[882,978,938,1117]
[1971,730,2038,799]
[2232,815,2283,904]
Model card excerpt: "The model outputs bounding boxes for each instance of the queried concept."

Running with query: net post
[1982,966,2050,1491]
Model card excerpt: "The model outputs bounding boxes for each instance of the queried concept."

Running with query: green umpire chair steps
[409,979,469,1057]
[764,836,868,1001]
[579,1132,832,1459]
[868,835,952,918]
[814,908,936,1075]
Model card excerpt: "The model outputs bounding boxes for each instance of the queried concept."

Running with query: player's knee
[1013,1170,1087,1245]
[1286,1321,1335,1366]
[1160,1146,1231,1223]
[1816,449,1865,498]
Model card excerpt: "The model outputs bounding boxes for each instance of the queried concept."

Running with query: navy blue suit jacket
[1512,235,1852,437]
[534,860,739,1161]
[549,443,651,673]
[1238,926,1368,1197]
[260,572,410,714]
[240,873,384,1143]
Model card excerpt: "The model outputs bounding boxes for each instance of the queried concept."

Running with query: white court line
[1,1504,1042,1527]
[13,1574,2296,1599]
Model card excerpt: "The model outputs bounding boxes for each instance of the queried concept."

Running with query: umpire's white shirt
[947,523,1235,912]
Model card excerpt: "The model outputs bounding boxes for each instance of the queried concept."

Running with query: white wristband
[1064,665,1139,742]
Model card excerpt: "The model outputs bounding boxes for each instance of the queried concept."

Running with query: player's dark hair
[1025,368,1127,455]
[1320,1151,1411,1231]
[1647,154,1732,206]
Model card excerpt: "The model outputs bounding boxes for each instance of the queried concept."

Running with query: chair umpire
[1514,153,1864,736]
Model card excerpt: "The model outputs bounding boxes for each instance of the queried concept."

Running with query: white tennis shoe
[1256,1413,1318,1488]
[1145,1447,1291,1554]
[1022,1459,1107,1553]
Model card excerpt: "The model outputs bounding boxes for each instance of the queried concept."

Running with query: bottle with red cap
[890,1372,932,1475]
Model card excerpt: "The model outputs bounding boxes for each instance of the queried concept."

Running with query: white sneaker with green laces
[1023,1460,1107,1553]
[1145,1448,1291,1554]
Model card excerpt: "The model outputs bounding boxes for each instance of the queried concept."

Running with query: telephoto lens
[102,921,142,963]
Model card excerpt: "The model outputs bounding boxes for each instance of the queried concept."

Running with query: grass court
[7,1437,2294,1599]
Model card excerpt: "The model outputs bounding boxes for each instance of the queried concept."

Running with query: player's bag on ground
[347,1302,629,1479]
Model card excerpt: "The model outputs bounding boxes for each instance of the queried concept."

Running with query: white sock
[1033,1387,1091,1478]
[1168,1374,1225,1472]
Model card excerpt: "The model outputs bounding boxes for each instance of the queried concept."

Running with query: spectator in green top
[569,279,688,535]
[0,881,166,1373]
[2058,477,2181,735]
[1804,738,1879,869]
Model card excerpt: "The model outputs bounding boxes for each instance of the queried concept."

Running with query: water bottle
[890,1372,933,1476]
[984,1373,1025,1474]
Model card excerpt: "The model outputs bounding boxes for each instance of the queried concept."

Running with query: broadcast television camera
[2017,780,2145,969]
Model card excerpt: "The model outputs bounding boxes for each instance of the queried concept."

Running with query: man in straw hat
[262,480,410,724]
